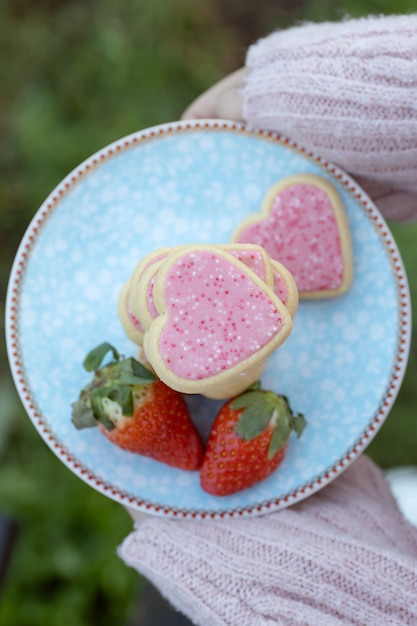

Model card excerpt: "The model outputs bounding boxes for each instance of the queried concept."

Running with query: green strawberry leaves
[233,396,277,439]
[71,398,98,429]
[72,346,306,469]
[233,383,306,460]
[83,342,120,372]
[71,343,156,431]
[268,416,291,459]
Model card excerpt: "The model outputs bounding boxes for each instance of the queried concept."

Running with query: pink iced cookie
[232,174,353,299]
[128,247,171,321]
[118,248,172,346]
[135,258,167,331]
[144,245,292,399]
[117,280,145,345]
[270,259,299,318]
[223,244,274,288]
[120,244,297,351]
[136,244,276,332]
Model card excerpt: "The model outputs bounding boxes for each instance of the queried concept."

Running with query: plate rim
[5,118,412,519]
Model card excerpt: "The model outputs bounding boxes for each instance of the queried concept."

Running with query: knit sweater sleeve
[119,456,417,626]
[242,14,417,221]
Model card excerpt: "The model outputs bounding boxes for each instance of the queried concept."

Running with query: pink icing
[146,272,159,319]
[273,270,288,304]
[236,184,344,292]
[136,252,169,294]
[228,249,267,282]
[146,248,268,323]
[127,293,144,332]
[133,252,169,325]
[157,251,285,380]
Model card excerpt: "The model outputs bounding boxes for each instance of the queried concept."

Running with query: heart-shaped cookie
[133,243,280,334]
[270,259,299,318]
[128,247,172,321]
[223,244,274,287]
[120,243,298,351]
[118,248,171,346]
[134,257,167,332]
[143,245,292,399]
[232,174,353,299]
[117,279,145,345]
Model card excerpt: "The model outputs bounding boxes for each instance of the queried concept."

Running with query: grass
[1,1,416,624]
[0,417,138,625]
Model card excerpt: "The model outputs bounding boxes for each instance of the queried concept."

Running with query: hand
[181,68,248,121]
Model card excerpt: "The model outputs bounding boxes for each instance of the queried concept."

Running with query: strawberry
[200,382,306,496]
[71,342,204,470]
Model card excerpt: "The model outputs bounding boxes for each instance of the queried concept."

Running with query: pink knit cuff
[119,456,417,626]
[241,14,417,222]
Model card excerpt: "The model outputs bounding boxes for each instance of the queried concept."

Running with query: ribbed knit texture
[242,14,417,222]
[119,456,417,625]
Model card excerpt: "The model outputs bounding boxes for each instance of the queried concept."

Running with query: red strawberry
[71,342,204,470]
[200,382,306,496]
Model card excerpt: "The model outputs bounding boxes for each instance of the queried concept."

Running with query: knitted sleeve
[119,456,417,626]
[242,14,417,222]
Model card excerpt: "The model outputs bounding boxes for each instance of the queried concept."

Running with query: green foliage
[366,221,417,468]
[303,0,417,20]
[1,2,238,624]
[1,0,416,624]
[0,405,138,626]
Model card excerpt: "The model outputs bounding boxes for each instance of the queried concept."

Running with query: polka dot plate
[6,120,411,519]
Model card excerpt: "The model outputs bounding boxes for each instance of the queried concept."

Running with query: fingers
[181,67,249,121]
[124,506,148,524]
[216,86,245,121]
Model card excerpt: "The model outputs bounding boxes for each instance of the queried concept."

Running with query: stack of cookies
[119,243,297,399]
[118,173,353,400]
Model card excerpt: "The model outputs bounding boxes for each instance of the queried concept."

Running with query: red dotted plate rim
[5,119,412,519]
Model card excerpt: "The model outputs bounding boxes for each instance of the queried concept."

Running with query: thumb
[215,86,244,121]
[181,67,248,121]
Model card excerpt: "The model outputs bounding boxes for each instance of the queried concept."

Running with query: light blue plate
[6,120,411,519]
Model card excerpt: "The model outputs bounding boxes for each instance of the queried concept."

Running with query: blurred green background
[1,0,416,624]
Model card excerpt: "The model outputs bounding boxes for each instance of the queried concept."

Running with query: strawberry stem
[72,342,156,431]
[83,342,120,371]
[232,382,307,459]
